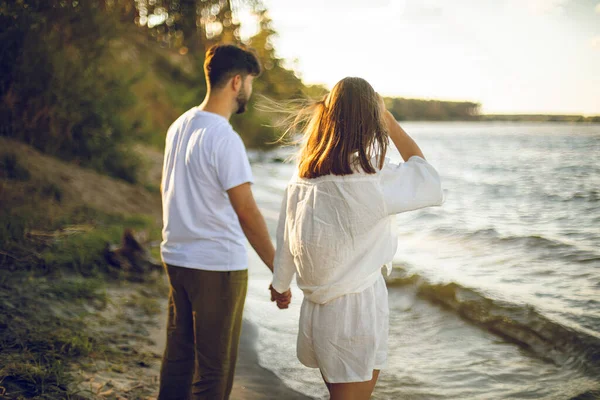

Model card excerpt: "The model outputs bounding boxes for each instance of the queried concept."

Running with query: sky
[237,0,600,115]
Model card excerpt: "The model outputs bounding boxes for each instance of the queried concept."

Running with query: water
[244,122,600,399]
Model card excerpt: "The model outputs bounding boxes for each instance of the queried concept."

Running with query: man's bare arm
[228,183,275,272]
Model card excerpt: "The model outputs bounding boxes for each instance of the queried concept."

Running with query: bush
[0,1,140,182]
[0,152,30,181]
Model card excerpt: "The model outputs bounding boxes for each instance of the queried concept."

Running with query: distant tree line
[383,98,600,122]
[479,114,600,123]
[384,97,481,121]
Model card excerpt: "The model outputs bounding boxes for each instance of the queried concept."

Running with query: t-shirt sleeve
[271,186,296,293]
[214,128,254,191]
[381,155,445,215]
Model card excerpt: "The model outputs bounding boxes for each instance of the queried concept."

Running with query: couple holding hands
[158,44,443,400]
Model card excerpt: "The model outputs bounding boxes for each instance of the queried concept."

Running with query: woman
[270,77,444,400]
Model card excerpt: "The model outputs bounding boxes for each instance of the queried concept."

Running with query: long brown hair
[296,77,388,179]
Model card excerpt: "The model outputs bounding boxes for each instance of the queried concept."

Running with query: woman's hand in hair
[379,98,399,135]
[376,93,386,113]
[377,93,398,134]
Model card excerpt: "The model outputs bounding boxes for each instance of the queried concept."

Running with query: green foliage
[303,84,329,99]
[0,171,159,276]
[133,0,244,51]
[40,231,114,277]
[0,0,141,182]
[0,0,318,157]
[230,9,307,149]
[44,277,108,304]
[41,214,155,276]
[231,107,279,149]
[123,1,312,150]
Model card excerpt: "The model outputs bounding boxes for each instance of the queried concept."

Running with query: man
[158,44,291,400]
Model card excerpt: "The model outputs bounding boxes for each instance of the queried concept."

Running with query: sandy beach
[74,285,311,400]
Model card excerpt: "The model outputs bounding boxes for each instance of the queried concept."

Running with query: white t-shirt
[160,108,254,271]
[271,156,444,303]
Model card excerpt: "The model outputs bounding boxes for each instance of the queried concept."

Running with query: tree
[0,0,141,182]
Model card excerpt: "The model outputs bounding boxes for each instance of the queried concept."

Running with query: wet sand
[231,320,312,399]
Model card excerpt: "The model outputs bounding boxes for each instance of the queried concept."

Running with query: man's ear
[231,74,242,92]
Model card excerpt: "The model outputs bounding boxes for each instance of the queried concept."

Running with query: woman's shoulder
[292,171,381,185]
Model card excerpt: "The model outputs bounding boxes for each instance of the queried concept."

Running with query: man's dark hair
[204,44,261,89]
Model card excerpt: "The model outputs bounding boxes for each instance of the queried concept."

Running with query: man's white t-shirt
[160,108,253,271]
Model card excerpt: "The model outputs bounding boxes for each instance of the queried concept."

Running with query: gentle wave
[386,267,600,377]
[569,389,600,400]
[428,226,600,264]
[545,189,600,203]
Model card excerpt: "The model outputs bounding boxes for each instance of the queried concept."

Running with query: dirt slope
[1,138,161,217]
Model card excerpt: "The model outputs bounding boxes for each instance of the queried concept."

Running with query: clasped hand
[269,284,292,309]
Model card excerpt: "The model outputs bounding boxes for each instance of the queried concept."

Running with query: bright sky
[238,0,600,115]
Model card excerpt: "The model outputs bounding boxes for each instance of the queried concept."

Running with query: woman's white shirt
[272,155,444,304]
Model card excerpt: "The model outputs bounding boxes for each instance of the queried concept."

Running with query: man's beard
[235,87,249,114]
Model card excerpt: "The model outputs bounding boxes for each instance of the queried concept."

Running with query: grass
[0,272,105,398]
[40,212,157,277]
[44,277,108,305]
[129,288,163,316]
[1,187,159,277]
[0,170,165,398]
[0,270,167,399]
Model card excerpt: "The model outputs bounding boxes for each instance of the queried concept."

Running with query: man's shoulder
[192,112,238,139]
[169,108,229,131]
[210,122,244,146]
[169,108,196,129]
[168,109,245,151]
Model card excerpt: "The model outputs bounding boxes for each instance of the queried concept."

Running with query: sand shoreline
[74,284,311,400]
[232,319,313,399]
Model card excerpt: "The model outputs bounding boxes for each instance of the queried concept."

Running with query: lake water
[243,122,600,399]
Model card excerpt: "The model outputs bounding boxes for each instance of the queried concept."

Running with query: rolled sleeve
[381,156,444,215]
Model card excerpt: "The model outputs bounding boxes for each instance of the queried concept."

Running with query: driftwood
[104,229,162,279]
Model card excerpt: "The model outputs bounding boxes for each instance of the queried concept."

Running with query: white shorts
[296,274,389,383]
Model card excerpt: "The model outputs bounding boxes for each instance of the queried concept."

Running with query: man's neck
[198,92,233,120]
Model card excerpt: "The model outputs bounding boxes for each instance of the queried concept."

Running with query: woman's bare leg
[328,370,380,400]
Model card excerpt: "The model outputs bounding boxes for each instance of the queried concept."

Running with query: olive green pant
[158,265,248,400]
